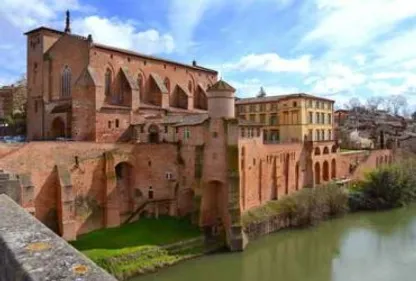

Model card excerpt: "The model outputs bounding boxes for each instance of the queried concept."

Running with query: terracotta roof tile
[208,80,236,92]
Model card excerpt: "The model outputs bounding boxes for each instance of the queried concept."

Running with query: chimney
[64,10,71,33]
[87,34,93,43]
[192,60,197,66]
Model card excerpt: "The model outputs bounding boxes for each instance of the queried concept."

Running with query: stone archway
[315,162,321,185]
[115,162,134,222]
[331,159,336,179]
[51,117,65,139]
[148,124,159,143]
[323,161,329,181]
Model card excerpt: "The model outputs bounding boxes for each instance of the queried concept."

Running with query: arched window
[314,147,321,156]
[61,66,71,97]
[323,147,329,154]
[164,77,170,93]
[105,68,112,96]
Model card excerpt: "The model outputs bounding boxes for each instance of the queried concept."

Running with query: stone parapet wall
[0,194,117,281]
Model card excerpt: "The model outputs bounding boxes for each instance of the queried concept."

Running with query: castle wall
[0,142,183,236]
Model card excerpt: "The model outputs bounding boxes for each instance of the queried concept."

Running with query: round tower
[207,79,236,118]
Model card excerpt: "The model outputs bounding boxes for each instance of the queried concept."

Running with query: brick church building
[25,11,217,142]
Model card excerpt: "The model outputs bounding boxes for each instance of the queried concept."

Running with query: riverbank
[70,216,224,280]
[242,158,416,241]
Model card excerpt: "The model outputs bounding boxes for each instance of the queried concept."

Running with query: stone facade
[0,194,117,281]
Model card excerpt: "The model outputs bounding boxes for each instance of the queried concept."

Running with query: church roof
[208,80,236,92]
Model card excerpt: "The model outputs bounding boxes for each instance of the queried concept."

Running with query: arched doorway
[314,162,321,185]
[323,161,329,181]
[115,162,133,221]
[148,124,159,143]
[331,159,336,179]
[51,117,65,139]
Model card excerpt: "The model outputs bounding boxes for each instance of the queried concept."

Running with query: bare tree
[389,95,407,116]
[366,96,384,112]
[344,97,361,110]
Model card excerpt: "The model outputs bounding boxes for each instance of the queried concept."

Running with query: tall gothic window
[105,68,112,96]
[61,66,71,97]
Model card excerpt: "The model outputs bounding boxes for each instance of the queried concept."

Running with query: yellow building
[235,93,335,143]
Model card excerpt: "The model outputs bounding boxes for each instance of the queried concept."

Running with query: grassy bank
[70,216,204,280]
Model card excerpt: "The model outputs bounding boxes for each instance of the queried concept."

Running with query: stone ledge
[0,194,117,281]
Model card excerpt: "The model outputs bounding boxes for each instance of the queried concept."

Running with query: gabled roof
[197,83,207,95]
[120,67,139,90]
[150,73,168,94]
[208,80,236,92]
[74,66,103,87]
[175,83,190,97]
[24,26,65,36]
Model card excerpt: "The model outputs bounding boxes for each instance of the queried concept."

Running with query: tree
[389,95,407,116]
[257,87,266,98]
[344,97,361,110]
[412,111,416,121]
[366,96,384,112]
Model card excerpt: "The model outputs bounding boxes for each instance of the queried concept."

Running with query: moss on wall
[75,195,102,220]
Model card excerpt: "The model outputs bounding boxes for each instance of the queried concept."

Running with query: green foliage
[70,216,201,251]
[349,159,416,211]
[85,245,196,280]
[241,184,349,229]
[227,145,239,175]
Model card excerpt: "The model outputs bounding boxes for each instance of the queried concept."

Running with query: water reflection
[134,205,416,281]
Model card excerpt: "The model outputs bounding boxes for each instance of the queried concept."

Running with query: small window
[253,158,256,166]
[212,132,218,138]
[148,160,151,167]
[144,60,147,65]
[184,128,191,140]
[108,121,112,129]
[165,172,173,180]
[241,128,245,138]
[164,126,168,133]
[148,186,153,200]
[293,101,297,107]
[115,119,119,128]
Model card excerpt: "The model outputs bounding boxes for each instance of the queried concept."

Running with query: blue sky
[1,0,416,111]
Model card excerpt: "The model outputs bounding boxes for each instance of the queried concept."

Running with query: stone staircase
[0,169,21,204]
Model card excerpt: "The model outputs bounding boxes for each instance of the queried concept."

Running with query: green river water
[134,205,416,281]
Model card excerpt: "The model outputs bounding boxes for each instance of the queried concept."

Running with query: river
[134,205,416,281]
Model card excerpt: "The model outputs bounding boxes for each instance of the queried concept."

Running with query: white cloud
[307,63,366,95]
[73,16,175,54]
[221,53,311,73]
[230,78,299,97]
[302,0,416,49]
[353,54,366,66]
[0,0,89,30]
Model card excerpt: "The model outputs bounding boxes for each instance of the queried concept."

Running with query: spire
[65,10,71,33]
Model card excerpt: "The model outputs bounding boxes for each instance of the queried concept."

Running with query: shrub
[349,159,416,211]
[242,184,349,229]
